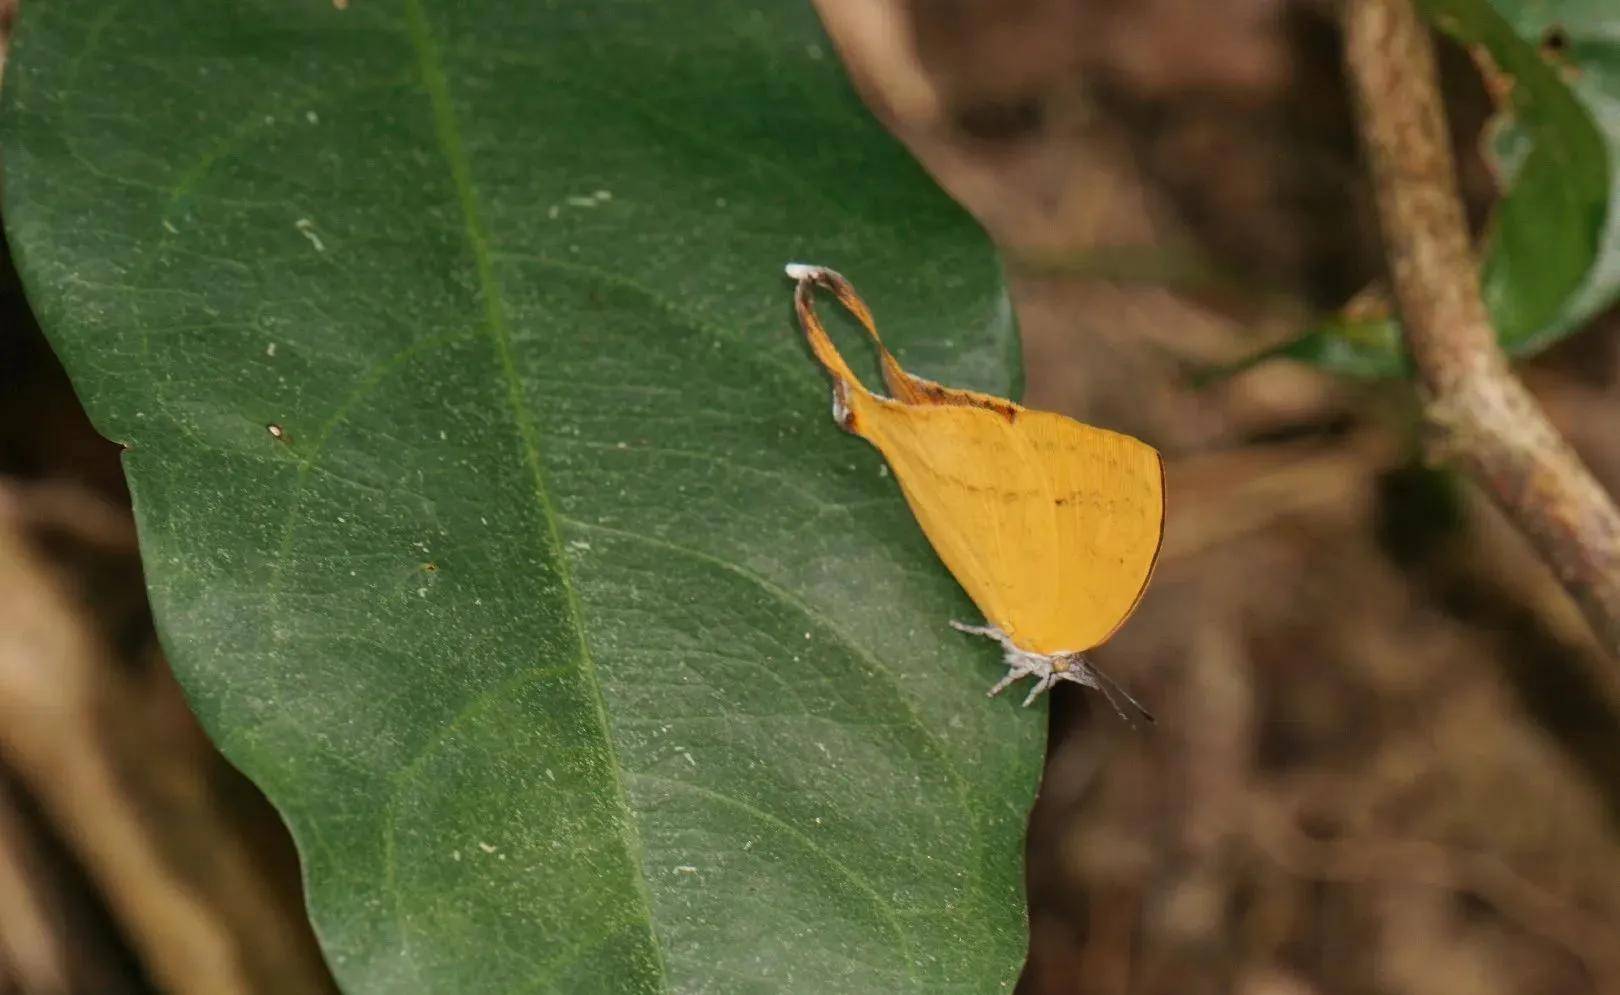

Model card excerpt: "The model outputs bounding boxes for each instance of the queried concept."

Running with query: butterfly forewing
[851,396,1059,645]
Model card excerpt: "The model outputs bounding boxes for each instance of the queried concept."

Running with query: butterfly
[788,264,1164,719]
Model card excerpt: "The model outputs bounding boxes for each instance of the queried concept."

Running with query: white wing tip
[784,262,823,281]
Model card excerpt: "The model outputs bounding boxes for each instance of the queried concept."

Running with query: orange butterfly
[788,264,1163,718]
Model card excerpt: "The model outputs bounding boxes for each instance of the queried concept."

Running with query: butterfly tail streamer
[790,262,967,414]
[788,263,1029,416]
[790,265,869,394]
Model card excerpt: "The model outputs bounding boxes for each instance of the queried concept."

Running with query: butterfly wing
[847,397,1162,655]
[846,396,1059,645]
[791,265,1163,654]
[1014,411,1163,653]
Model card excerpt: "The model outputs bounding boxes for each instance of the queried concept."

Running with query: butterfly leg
[950,620,1023,657]
[955,621,1060,704]
[985,663,1034,699]
[1020,672,1056,707]
[950,620,1004,640]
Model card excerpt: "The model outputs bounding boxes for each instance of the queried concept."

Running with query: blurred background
[5,1,1620,992]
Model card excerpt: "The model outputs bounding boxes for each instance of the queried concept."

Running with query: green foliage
[2,1,1040,991]
[1273,0,1619,376]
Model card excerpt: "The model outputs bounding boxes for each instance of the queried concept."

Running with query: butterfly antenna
[1080,656,1156,727]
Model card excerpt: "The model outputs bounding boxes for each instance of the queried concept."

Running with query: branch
[1342,0,1620,658]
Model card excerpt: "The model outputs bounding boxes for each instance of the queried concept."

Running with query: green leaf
[1485,0,1620,347]
[1263,0,1616,377]
[1269,316,1409,378]
[2,2,1039,992]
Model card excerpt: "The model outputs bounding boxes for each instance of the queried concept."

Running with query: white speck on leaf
[564,190,613,210]
[417,587,427,598]
[266,342,277,357]
[306,110,319,124]
[674,866,698,875]
[161,219,179,235]
[294,218,325,252]
[478,842,497,854]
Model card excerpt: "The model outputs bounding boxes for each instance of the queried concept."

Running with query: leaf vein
[403,2,670,987]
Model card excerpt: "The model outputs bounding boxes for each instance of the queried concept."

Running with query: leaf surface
[2,2,1039,991]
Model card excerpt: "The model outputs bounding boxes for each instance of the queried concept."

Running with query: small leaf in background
[1252,0,1617,377]
[1,1,1041,991]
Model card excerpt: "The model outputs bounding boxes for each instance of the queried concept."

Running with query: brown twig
[1342,0,1620,657]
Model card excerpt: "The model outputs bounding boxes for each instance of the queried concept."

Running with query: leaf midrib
[402,1,671,987]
